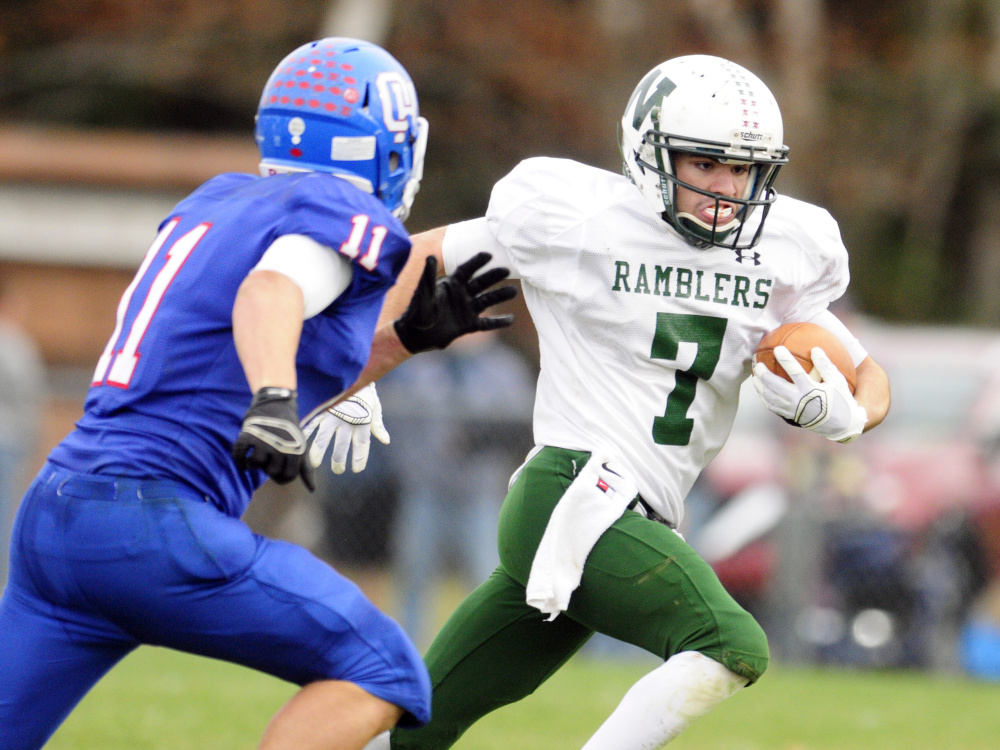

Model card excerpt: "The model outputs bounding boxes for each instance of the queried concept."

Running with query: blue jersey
[49,172,410,517]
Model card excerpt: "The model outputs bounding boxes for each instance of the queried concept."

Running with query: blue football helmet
[255,38,429,221]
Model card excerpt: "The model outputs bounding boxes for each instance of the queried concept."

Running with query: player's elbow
[855,356,890,431]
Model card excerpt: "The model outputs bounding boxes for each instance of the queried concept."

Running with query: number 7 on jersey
[650,312,728,446]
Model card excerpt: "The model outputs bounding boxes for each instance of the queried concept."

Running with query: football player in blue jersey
[0,38,515,750]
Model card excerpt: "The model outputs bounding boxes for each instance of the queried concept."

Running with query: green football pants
[392,446,768,749]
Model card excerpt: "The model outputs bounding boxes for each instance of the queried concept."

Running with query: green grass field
[45,645,1000,750]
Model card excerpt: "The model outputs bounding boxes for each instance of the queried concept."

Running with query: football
[753,321,857,394]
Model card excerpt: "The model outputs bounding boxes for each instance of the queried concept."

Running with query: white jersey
[443,157,864,526]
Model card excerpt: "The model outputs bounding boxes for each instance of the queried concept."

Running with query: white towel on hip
[525,452,638,621]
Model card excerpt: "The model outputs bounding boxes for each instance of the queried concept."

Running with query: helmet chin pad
[677,211,740,236]
[675,210,740,242]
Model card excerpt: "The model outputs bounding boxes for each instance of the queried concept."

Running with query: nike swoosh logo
[601,461,622,478]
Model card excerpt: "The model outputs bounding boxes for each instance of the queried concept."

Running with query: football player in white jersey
[360,54,890,750]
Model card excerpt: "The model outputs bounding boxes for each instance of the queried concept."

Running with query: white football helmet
[619,55,789,249]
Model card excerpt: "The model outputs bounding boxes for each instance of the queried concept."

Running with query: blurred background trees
[3,0,1000,327]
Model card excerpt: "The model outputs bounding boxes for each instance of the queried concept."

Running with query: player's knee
[718,613,769,685]
[682,601,769,686]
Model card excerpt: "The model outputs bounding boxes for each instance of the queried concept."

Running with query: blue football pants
[0,463,430,750]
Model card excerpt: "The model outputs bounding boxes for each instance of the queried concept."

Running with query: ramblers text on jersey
[611,260,772,309]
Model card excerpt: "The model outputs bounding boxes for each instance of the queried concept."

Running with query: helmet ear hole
[389,151,400,172]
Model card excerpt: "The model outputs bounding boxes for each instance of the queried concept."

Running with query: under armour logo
[734,249,761,266]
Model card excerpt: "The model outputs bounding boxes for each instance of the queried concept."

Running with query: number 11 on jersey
[92,218,208,388]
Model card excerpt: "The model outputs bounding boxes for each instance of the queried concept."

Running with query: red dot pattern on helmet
[264,44,368,119]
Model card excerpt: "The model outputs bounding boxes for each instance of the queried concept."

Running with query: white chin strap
[676,210,741,234]
[395,116,429,222]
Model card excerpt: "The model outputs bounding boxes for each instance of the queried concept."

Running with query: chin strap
[676,210,741,237]
[394,116,429,221]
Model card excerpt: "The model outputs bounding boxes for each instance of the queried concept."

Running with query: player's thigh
[497,447,767,683]
[568,510,769,684]
[103,498,432,726]
[0,470,139,750]
[0,586,132,750]
[496,445,584,581]
[246,538,431,725]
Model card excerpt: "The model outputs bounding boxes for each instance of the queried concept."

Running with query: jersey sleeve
[485,157,597,295]
[274,173,411,291]
[442,218,517,278]
[269,175,411,392]
[807,309,869,367]
[774,196,852,324]
[254,234,354,319]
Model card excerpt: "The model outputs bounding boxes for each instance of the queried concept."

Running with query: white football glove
[302,383,390,474]
[752,345,868,444]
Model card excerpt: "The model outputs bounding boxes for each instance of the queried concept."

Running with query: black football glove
[393,252,518,354]
[232,387,315,491]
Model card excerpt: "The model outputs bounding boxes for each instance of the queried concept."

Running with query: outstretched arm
[378,227,448,329]
[356,228,448,389]
[300,227,515,474]
[355,226,516,388]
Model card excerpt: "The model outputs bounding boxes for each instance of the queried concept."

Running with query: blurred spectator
[379,331,534,646]
[310,444,399,569]
[0,280,46,590]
